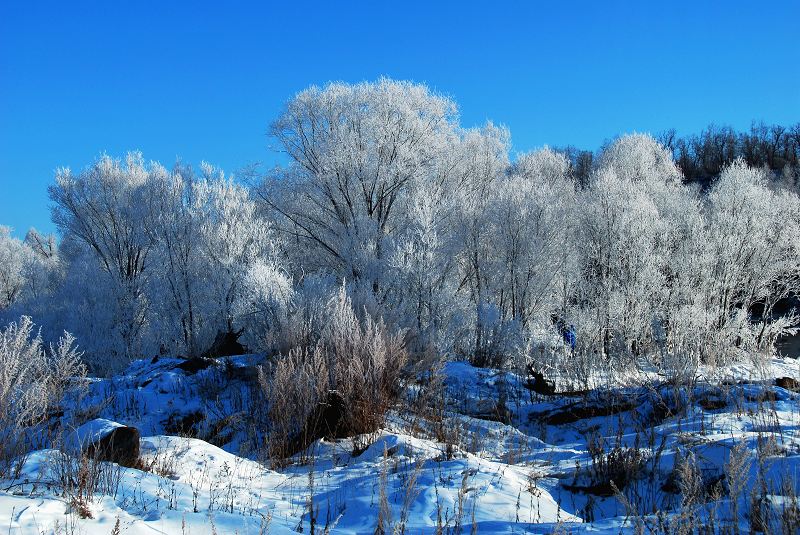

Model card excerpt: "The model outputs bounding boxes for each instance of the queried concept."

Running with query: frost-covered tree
[492,147,576,328]
[389,123,511,357]
[45,153,285,365]
[234,260,293,354]
[145,163,204,356]
[263,79,517,359]
[49,153,158,365]
[596,133,683,187]
[573,135,686,365]
[448,124,511,364]
[0,225,62,327]
[21,228,61,303]
[128,160,286,357]
[576,168,667,361]
[701,159,800,359]
[5,79,796,380]
[190,166,283,351]
[0,226,31,309]
[264,78,461,300]
[390,176,461,353]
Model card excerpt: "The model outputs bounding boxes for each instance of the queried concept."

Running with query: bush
[0,316,85,476]
[259,286,407,463]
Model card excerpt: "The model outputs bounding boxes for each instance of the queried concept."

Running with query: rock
[68,419,140,468]
[775,376,800,392]
[87,426,141,468]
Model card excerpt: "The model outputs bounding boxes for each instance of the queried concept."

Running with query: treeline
[1,79,798,388]
[665,123,800,185]
[557,122,800,189]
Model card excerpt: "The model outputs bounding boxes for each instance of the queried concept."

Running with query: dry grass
[259,287,407,465]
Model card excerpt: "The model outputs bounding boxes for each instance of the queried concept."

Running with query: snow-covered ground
[1,355,798,534]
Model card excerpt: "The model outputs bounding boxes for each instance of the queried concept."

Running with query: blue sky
[1,0,798,237]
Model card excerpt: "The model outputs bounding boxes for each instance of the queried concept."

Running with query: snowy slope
[1,355,798,534]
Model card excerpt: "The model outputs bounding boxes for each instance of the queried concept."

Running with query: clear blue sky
[1,0,798,238]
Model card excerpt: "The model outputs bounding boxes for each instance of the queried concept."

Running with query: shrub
[0,316,86,476]
[259,286,407,463]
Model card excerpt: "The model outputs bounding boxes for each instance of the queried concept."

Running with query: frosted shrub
[260,286,407,463]
[0,316,86,476]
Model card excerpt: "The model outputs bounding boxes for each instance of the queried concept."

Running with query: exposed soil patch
[175,357,217,375]
[164,411,204,437]
[534,398,637,425]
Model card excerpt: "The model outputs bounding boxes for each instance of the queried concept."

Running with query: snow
[0,431,576,534]
[1,355,798,534]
